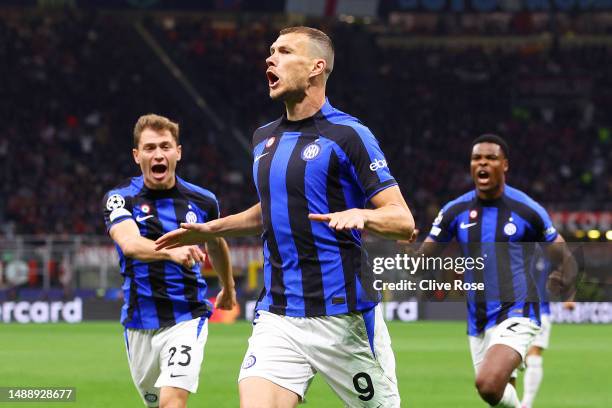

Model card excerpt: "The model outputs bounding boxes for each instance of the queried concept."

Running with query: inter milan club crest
[185,211,197,224]
[242,354,256,369]
[266,137,275,148]
[301,142,321,161]
[504,222,517,236]
[144,393,158,403]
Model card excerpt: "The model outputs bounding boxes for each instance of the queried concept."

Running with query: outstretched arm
[308,186,414,241]
[155,203,263,250]
[110,220,205,268]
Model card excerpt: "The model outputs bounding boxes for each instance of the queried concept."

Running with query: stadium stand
[1,10,610,237]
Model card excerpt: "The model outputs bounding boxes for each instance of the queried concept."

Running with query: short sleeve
[190,190,219,221]
[208,196,220,220]
[102,191,133,231]
[428,206,456,243]
[533,206,558,243]
[342,125,397,199]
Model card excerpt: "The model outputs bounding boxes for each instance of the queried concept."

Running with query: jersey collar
[281,97,332,125]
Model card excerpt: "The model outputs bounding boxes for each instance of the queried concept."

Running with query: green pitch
[1,321,611,407]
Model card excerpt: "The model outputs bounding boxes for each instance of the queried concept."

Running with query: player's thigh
[530,314,551,350]
[155,317,208,394]
[238,311,314,402]
[239,377,299,408]
[125,328,163,407]
[490,317,540,362]
[308,306,400,408]
[478,343,522,384]
[478,317,540,381]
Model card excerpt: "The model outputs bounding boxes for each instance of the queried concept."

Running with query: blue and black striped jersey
[428,185,558,335]
[253,99,397,317]
[102,176,219,329]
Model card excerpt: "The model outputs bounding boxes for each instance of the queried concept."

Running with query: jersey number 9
[353,372,375,401]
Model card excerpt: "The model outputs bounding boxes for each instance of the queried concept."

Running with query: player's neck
[284,89,325,121]
[144,177,176,191]
[477,184,505,201]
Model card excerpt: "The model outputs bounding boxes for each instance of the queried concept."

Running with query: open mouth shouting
[476,169,491,186]
[266,69,280,88]
[151,163,168,181]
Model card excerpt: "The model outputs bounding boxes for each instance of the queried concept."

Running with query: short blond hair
[133,114,179,147]
[279,26,334,77]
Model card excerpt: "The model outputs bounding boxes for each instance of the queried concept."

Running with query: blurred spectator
[1,10,610,235]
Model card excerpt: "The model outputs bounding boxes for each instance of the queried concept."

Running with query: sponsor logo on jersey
[460,222,477,229]
[369,158,388,171]
[254,152,269,163]
[136,215,154,223]
[301,142,321,161]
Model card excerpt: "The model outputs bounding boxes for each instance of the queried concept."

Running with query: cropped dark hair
[279,26,334,76]
[471,134,509,159]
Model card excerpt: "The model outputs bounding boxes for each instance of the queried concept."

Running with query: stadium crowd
[0,11,246,236]
[149,15,612,223]
[1,10,610,236]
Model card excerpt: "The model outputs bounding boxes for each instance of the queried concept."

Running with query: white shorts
[468,317,540,379]
[124,316,208,407]
[238,305,400,407]
[531,314,551,350]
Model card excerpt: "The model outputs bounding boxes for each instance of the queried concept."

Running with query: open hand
[155,222,217,250]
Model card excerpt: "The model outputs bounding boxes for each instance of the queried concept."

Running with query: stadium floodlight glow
[587,230,601,240]
[574,230,585,239]
[606,230,612,241]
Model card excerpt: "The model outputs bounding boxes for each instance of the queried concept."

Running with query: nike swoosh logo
[136,215,154,222]
[460,222,477,229]
[170,373,187,378]
[254,152,269,163]
[506,322,520,332]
